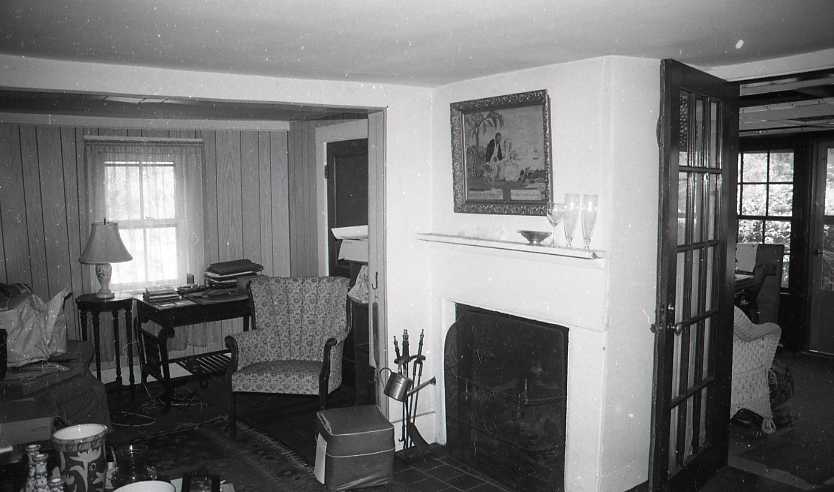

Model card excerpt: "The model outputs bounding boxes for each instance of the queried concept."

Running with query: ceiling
[1,0,832,87]
[739,69,834,135]
[1,1,832,130]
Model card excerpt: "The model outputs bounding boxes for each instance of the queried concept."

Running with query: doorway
[326,138,369,277]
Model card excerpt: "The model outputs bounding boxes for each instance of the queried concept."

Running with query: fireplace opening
[444,304,568,491]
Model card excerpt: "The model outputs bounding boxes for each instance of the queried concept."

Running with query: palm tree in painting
[466,110,504,152]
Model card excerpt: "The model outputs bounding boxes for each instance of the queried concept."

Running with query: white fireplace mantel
[417,232,605,260]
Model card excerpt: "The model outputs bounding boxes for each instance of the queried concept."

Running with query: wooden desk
[134,293,251,407]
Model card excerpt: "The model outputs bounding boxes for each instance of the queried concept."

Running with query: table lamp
[79,220,132,298]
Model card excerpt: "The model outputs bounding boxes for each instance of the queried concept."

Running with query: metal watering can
[378,367,436,402]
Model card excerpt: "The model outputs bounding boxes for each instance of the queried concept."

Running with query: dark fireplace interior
[444,304,568,491]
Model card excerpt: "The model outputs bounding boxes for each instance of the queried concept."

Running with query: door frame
[311,112,388,416]
[808,136,834,353]
[367,110,389,415]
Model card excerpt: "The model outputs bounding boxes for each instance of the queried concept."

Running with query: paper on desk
[331,225,368,240]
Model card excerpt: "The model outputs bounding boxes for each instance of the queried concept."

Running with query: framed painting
[450,89,552,215]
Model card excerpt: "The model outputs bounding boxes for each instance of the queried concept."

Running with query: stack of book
[205,259,263,289]
[144,287,180,304]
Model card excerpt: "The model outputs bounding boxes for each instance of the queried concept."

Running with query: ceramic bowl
[114,481,175,492]
[518,230,551,245]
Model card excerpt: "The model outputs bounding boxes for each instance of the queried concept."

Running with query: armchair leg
[229,392,237,438]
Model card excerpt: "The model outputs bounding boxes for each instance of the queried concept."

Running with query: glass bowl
[518,230,552,245]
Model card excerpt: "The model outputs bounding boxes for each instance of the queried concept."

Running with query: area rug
[132,417,324,492]
[733,353,834,487]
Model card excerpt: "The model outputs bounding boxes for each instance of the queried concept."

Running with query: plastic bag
[3,288,69,367]
[347,265,370,304]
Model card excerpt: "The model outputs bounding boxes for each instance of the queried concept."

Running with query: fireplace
[444,304,568,491]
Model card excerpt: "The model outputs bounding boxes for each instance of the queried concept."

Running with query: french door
[809,139,834,353]
[649,60,738,490]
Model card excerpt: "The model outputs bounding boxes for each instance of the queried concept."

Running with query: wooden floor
[107,377,511,491]
[107,352,832,492]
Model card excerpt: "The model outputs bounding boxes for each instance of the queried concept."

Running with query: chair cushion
[249,276,349,362]
[232,359,328,395]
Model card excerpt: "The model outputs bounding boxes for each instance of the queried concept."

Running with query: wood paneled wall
[288,121,319,276]
[0,123,290,360]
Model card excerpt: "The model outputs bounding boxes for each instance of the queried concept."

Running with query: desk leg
[158,326,174,411]
[137,320,150,387]
[113,310,122,386]
[79,310,88,341]
[126,304,135,399]
[92,312,102,381]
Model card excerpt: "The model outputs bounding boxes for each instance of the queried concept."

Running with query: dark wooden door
[808,138,834,353]
[326,138,369,277]
[649,59,738,490]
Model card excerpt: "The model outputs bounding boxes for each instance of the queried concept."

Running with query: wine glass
[581,194,599,250]
[563,194,581,248]
[546,202,566,247]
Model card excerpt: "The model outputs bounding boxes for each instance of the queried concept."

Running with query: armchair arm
[226,329,273,368]
[318,337,341,408]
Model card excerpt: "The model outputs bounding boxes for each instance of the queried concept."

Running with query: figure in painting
[484,132,504,163]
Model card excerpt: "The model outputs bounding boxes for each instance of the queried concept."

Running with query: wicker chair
[225,276,349,436]
[730,306,781,434]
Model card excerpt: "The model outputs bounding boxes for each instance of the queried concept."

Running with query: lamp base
[94,263,115,299]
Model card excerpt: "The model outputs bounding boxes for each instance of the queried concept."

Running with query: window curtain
[84,140,206,355]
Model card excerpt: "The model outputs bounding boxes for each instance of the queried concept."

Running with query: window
[86,141,204,292]
[105,156,178,290]
[737,149,794,287]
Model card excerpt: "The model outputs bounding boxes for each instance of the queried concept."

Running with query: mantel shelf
[416,232,604,259]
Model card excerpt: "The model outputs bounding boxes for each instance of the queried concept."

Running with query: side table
[75,294,134,390]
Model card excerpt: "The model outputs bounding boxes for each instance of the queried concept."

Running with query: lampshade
[79,221,132,264]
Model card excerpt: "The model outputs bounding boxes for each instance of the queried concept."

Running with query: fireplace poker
[402,330,410,376]
[393,335,406,443]
[393,336,402,374]
[402,329,410,445]
[409,330,425,434]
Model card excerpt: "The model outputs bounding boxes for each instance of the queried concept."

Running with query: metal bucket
[52,423,109,492]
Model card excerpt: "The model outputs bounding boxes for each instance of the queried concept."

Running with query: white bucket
[52,423,109,492]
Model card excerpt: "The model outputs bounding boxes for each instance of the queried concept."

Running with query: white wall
[596,56,660,489]
[428,56,660,491]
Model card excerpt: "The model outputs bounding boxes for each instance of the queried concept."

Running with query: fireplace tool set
[383,329,435,452]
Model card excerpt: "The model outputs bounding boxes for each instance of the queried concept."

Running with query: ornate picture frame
[450,89,552,215]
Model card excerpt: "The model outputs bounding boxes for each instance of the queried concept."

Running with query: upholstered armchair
[730,306,781,434]
[225,276,350,435]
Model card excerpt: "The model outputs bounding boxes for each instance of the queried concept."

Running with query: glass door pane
[810,145,834,353]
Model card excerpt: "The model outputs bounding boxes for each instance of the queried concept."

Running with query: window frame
[737,140,800,290]
[85,138,205,294]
